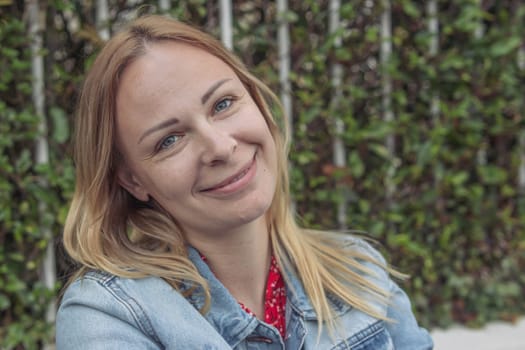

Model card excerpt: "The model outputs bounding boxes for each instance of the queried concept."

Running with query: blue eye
[214,98,232,113]
[159,134,181,150]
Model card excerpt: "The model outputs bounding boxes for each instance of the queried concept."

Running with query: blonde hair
[63,15,394,333]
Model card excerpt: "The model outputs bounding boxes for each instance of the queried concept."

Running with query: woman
[56,15,433,349]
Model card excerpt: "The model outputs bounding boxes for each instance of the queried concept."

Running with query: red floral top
[201,254,287,339]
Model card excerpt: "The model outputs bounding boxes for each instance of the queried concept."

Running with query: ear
[117,165,150,202]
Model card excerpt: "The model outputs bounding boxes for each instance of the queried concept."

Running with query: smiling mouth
[201,155,256,192]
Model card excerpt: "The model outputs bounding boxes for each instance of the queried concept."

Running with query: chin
[235,195,273,224]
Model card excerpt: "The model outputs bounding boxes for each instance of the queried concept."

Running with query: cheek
[249,113,276,147]
[140,161,196,201]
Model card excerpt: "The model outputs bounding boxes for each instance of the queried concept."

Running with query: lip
[200,155,257,194]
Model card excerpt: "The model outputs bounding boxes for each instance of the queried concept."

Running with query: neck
[187,216,271,318]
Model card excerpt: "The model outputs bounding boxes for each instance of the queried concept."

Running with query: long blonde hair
[63,15,394,333]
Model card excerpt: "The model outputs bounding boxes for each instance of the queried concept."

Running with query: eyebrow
[137,79,232,144]
[138,118,179,144]
[201,78,232,105]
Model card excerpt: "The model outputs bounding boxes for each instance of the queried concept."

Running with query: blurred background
[1,0,524,349]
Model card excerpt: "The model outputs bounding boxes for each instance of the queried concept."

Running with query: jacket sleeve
[384,277,434,349]
[349,237,434,349]
[56,278,162,350]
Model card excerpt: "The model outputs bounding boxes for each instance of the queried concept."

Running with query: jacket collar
[185,246,259,348]
[183,246,351,345]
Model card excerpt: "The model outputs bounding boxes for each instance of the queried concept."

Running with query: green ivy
[1,1,525,348]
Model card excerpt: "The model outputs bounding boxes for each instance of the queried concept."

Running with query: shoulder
[338,234,387,262]
[56,270,207,349]
[341,236,434,349]
[57,271,168,342]
[59,269,182,312]
[56,271,160,349]
[58,269,201,321]
[339,234,391,299]
[328,235,434,348]
[322,233,390,280]
[57,270,233,349]
[309,230,386,260]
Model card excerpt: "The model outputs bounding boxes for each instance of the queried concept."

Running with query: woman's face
[115,42,278,240]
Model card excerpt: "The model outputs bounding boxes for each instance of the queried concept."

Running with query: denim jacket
[56,238,433,349]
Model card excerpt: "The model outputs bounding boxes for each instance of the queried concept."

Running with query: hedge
[0,0,524,348]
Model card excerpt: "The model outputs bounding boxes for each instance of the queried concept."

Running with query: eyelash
[157,134,183,152]
[213,96,234,114]
[154,96,237,153]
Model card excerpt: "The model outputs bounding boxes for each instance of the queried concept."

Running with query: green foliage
[1,0,525,348]
[0,8,73,350]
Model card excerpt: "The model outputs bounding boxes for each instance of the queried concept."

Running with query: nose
[197,122,237,165]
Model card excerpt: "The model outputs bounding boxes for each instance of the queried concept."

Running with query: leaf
[450,171,469,186]
[416,141,432,166]
[478,165,508,185]
[0,293,10,310]
[348,151,364,177]
[402,0,420,18]
[368,143,390,160]
[50,107,69,143]
[490,37,521,57]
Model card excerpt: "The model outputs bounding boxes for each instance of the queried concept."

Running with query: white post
[519,46,525,71]
[519,46,525,194]
[519,132,525,194]
[427,0,442,191]
[219,0,233,50]
[427,0,439,121]
[329,0,346,230]
[474,0,487,166]
[277,0,292,135]
[276,0,294,211]
[96,0,110,41]
[158,0,171,13]
[27,1,56,349]
[380,0,395,200]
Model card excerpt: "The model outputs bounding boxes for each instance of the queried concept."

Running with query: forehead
[120,41,238,96]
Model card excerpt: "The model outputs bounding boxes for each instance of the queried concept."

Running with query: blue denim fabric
[56,238,433,349]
